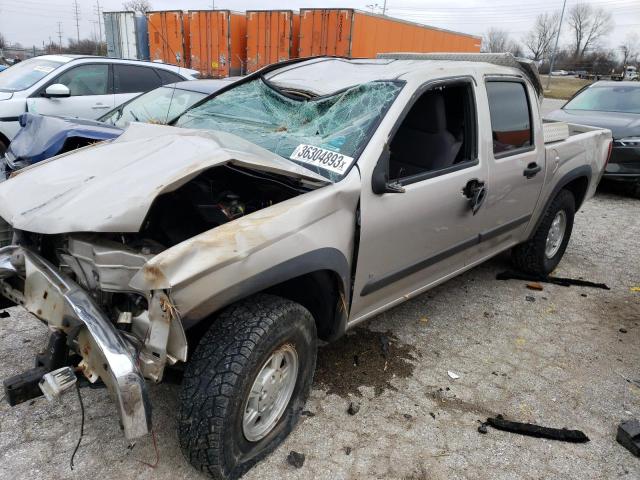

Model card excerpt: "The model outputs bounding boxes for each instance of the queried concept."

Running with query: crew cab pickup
[0,54,612,479]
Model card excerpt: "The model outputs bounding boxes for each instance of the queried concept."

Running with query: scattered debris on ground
[526,282,544,291]
[447,371,460,380]
[301,410,316,417]
[485,414,590,443]
[343,446,352,455]
[347,402,360,415]
[617,420,640,457]
[496,270,610,290]
[478,422,488,434]
[314,327,416,397]
[619,328,628,333]
[287,451,305,469]
[525,296,536,302]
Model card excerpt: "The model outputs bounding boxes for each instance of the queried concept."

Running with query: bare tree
[0,32,6,50]
[567,2,613,59]
[522,12,560,61]
[122,0,152,14]
[620,33,639,66]
[482,28,509,53]
[482,28,522,57]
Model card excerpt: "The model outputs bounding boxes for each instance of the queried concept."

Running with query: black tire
[512,189,575,275]
[178,294,317,480]
[0,139,6,158]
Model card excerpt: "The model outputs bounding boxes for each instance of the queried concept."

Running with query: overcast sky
[0,0,637,55]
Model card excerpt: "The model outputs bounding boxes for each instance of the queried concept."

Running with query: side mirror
[43,84,70,98]
[371,146,405,194]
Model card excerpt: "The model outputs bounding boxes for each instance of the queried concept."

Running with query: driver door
[28,64,114,119]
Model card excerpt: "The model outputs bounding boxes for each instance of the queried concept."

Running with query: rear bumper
[0,245,151,439]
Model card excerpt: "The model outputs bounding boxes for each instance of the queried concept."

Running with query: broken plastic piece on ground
[496,270,610,290]
[447,371,460,379]
[485,414,590,442]
[39,366,77,402]
[617,420,640,457]
[526,282,544,291]
[287,451,305,468]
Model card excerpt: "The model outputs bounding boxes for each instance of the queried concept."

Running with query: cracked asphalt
[1,188,639,480]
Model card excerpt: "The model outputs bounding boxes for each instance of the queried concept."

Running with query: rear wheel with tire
[512,189,576,276]
[178,294,317,480]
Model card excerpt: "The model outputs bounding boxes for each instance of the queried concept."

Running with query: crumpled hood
[545,109,640,139]
[0,123,329,234]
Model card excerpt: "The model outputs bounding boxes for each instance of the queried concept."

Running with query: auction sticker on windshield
[289,144,355,175]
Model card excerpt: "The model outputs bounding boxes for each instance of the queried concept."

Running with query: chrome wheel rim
[242,344,298,442]
[545,210,567,259]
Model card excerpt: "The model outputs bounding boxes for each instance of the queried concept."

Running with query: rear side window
[486,81,532,155]
[156,69,184,85]
[113,64,162,94]
[55,64,109,96]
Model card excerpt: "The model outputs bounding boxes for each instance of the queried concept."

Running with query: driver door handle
[523,162,542,179]
[92,103,111,110]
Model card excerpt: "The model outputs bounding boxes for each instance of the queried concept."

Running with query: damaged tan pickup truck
[0,54,612,479]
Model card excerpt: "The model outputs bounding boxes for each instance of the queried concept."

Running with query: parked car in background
[1,79,235,173]
[545,81,640,195]
[0,65,7,73]
[0,54,199,155]
[0,54,612,479]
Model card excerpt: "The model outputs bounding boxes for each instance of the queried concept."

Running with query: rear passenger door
[113,64,163,110]
[468,78,545,263]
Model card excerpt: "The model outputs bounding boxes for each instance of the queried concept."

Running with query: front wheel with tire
[178,294,317,480]
[512,189,576,276]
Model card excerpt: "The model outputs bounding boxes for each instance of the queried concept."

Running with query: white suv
[0,55,199,153]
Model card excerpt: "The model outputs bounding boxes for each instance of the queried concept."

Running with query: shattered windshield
[175,78,402,180]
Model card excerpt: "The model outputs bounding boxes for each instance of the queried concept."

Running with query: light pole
[546,0,567,90]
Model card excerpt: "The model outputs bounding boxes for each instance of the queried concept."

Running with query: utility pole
[73,0,81,43]
[212,1,215,10]
[382,0,387,15]
[94,0,103,54]
[546,0,567,90]
[56,21,64,52]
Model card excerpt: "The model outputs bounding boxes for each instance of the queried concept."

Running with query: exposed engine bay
[6,164,311,384]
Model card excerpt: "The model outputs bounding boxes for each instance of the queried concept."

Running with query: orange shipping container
[189,10,246,78]
[299,9,481,58]
[246,10,300,73]
[147,10,191,68]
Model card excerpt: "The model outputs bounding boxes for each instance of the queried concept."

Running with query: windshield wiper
[129,110,140,122]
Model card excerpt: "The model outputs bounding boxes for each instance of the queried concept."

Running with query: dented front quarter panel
[130,167,362,326]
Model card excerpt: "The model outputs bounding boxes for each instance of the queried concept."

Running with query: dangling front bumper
[0,245,151,439]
